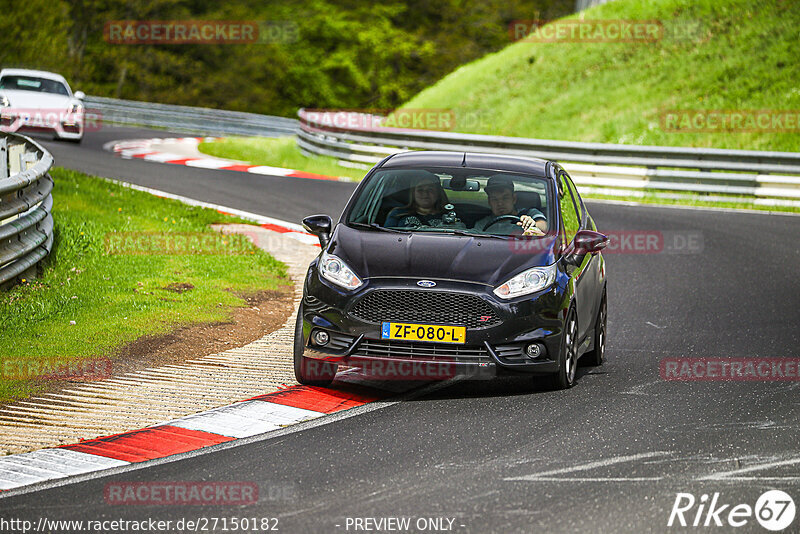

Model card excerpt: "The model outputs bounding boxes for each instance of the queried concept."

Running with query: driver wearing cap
[473,176,548,235]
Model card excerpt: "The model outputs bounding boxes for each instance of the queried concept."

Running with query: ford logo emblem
[417,280,436,288]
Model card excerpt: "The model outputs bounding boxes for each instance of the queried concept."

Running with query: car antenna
[461,153,467,167]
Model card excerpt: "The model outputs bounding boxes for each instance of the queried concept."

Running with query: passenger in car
[473,176,548,235]
[384,174,452,227]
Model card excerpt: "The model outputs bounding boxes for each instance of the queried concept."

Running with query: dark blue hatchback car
[296,151,608,389]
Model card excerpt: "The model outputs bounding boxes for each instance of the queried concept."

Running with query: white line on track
[518,477,664,482]
[504,451,671,482]
[698,457,800,481]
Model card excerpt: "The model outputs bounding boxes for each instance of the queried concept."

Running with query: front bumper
[0,110,84,139]
[299,266,567,378]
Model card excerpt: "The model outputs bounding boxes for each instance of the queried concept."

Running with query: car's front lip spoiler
[346,355,497,380]
[303,334,558,374]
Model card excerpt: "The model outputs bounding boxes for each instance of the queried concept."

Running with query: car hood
[328,224,558,286]
[1,90,74,110]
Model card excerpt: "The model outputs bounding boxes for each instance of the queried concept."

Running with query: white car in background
[0,68,86,142]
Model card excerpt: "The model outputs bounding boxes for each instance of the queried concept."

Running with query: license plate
[381,322,466,344]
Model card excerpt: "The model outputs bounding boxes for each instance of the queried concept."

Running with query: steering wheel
[483,214,521,231]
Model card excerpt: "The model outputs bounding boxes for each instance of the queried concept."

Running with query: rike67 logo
[668,490,795,531]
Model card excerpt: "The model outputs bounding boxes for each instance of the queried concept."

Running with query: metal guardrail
[296,109,800,207]
[0,133,54,288]
[85,95,299,137]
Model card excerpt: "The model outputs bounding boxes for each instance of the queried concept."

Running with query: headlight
[68,102,83,114]
[319,252,363,290]
[0,95,8,107]
[494,263,557,299]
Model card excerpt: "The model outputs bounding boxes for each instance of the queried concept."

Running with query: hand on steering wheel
[482,214,521,231]
[518,215,544,235]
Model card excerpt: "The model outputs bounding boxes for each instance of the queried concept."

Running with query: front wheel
[550,307,578,390]
[293,305,337,386]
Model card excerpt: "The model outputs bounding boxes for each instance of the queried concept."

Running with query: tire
[582,290,606,367]
[293,305,337,386]
[550,307,578,390]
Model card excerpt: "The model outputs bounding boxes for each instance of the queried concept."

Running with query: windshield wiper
[349,222,410,234]
[351,223,512,240]
[432,228,510,240]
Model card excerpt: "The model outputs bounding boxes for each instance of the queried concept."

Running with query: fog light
[525,343,542,359]
[313,330,330,346]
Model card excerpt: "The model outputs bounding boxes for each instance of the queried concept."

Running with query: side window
[563,173,585,225]
[558,172,581,244]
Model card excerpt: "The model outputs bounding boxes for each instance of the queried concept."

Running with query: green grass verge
[0,168,289,403]
[198,136,367,181]
[400,0,799,152]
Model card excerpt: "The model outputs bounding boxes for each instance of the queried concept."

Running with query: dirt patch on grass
[163,282,195,293]
[110,286,294,374]
[26,284,294,390]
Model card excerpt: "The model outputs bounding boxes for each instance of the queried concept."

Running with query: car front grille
[349,290,501,328]
[353,338,491,363]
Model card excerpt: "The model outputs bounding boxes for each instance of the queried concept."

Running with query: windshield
[346,166,552,237]
[0,75,70,96]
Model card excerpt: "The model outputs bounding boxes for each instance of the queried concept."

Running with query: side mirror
[302,214,332,248]
[73,90,85,100]
[573,229,609,255]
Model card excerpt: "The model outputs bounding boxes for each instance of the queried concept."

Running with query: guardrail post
[8,142,22,175]
[21,151,37,172]
[0,137,7,179]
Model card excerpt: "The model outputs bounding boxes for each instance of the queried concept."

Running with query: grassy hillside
[401,0,800,151]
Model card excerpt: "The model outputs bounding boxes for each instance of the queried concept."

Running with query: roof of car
[0,69,69,85]
[380,151,550,178]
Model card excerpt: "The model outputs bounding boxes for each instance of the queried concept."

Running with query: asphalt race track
[38,126,357,223]
[4,127,800,533]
